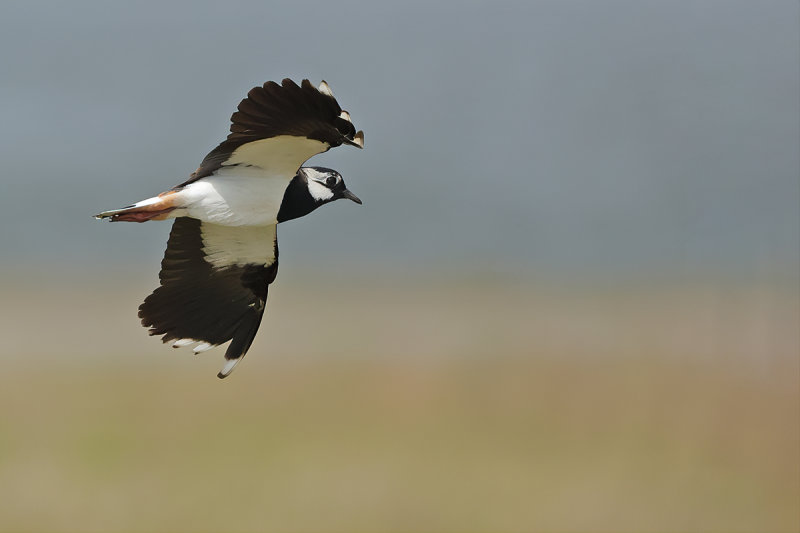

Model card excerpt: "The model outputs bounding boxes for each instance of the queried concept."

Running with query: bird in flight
[95,78,364,378]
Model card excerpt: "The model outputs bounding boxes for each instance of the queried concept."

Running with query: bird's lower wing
[138,217,278,378]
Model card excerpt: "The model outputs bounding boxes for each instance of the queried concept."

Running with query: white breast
[176,166,294,226]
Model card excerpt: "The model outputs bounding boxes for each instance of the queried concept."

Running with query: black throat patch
[277,174,324,223]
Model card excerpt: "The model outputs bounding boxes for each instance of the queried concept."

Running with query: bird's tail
[94,193,178,222]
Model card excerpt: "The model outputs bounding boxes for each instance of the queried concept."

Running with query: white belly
[176,168,293,226]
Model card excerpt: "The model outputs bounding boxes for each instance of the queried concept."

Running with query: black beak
[341,188,363,205]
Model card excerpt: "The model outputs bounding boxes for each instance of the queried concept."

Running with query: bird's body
[119,169,294,226]
[96,78,364,378]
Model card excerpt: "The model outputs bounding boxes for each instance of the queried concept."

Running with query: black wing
[139,217,279,378]
[177,78,364,187]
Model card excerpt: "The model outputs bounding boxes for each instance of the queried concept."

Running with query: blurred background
[1,0,798,531]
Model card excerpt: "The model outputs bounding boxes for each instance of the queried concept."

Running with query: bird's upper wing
[176,78,364,187]
[139,217,279,378]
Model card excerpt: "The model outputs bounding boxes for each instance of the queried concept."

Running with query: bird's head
[277,166,362,223]
[300,166,362,206]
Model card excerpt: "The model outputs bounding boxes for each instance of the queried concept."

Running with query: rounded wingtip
[193,342,214,354]
[318,80,334,97]
[217,358,240,379]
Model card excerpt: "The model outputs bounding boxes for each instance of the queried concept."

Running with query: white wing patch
[200,223,277,269]
[223,135,328,178]
[318,80,334,97]
[218,358,241,378]
[193,342,215,354]
[172,338,197,348]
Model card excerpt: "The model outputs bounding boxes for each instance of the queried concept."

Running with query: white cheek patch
[302,167,327,181]
[306,179,335,202]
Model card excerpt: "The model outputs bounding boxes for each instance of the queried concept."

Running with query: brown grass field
[0,274,797,532]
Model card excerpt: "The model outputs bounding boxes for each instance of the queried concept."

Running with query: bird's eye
[326,176,337,187]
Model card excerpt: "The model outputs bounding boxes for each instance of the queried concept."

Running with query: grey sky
[1,0,798,281]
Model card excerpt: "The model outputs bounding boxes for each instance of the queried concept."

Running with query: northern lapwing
[95,78,364,378]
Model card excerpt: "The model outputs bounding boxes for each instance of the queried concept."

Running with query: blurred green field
[0,276,798,532]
